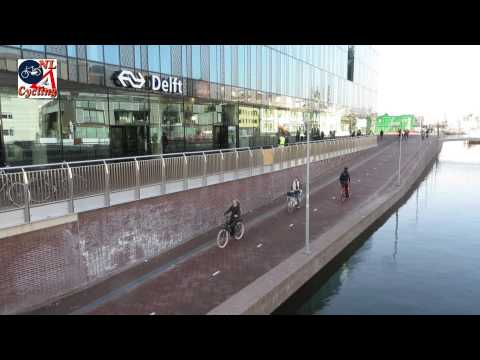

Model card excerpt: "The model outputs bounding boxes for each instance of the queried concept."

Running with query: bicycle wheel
[233,222,245,240]
[287,198,295,213]
[217,229,229,248]
[7,182,27,208]
[29,180,53,204]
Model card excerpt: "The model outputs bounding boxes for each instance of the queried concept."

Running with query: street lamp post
[397,126,402,186]
[304,107,311,255]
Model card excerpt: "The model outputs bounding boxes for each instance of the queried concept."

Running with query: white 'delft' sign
[112,70,183,94]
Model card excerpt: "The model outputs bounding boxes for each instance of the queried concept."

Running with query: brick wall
[0,151,357,314]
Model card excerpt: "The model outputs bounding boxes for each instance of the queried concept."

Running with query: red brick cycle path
[29,136,430,315]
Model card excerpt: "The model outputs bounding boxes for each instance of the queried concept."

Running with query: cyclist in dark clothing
[339,167,351,198]
[224,199,241,235]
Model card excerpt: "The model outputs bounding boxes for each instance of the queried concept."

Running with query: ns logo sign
[112,70,183,94]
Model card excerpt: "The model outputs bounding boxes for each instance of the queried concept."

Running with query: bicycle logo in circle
[17,59,57,99]
[18,59,44,84]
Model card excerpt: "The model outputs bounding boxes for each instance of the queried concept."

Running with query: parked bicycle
[0,169,54,208]
[217,215,245,248]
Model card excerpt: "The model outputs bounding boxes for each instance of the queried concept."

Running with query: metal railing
[0,136,377,223]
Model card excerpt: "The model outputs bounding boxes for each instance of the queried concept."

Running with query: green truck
[374,114,417,134]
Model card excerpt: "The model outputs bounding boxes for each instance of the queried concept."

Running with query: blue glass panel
[209,45,217,83]
[262,46,267,92]
[87,45,103,62]
[238,46,245,87]
[104,45,119,65]
[160,45,171,74]
[225,45,231,85]
[135,45,141,69]
[148,45,160,72]
[192,45,201,79]
[67,45,76,57]
[23,45,45,52]
[251,45,256,90]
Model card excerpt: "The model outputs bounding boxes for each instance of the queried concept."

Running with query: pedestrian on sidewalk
[380,130,384,140]
[320,131,325,140]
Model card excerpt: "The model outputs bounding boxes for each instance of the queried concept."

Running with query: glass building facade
[0,45,378,167]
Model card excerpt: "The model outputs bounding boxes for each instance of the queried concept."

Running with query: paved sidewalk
[30,136,432,315]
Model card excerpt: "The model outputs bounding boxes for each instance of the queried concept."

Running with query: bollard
[161,155,166,195]
[280,146,284,170]
[21,168,31,223]
[103,160,110,207]
[202,152,207,186]
[249,149,253,176]
[183,154,188,190]
[220,151,225,182]
[235,149,239,179]
[134,158,140,200]
[65,162,74,213]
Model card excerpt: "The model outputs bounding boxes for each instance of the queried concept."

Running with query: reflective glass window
[192,45,201,79]
[135,45,141,69]
[238,45,245,88]
[67,45,76,57]
[104,45,119,65]
[210,45,217,83]
[262,46,268,92]
[148,45,160,72]
[250,45,256,90]
[160,45,171,74]
[271,51,277,93]
[0,87,61,166]
[87,45,104,62]
[23,45,45,52]
[225,45,232,85]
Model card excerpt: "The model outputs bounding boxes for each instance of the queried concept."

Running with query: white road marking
[257,243,263,248]
[212,270,220,277]
[150,312,156,315]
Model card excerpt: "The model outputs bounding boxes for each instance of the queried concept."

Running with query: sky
[375,45,480,125]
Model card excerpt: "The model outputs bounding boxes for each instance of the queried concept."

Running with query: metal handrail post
[295,144,302,166]
[260,148,265,174]
[134,157,140,200]
[65,162,74,213]
[234,149,239,179]
[202,152,207,186]
[183,154,188,190]
[161,155,166,195]
[103,160,110,207]
[220,151,224,182]
[249,149,253,176]
[21,168,31,223]
[280,146,284,170]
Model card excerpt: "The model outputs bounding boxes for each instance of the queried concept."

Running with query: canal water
[275,141,480,315]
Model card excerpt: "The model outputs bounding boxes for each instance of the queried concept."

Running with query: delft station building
[0,45,378,167]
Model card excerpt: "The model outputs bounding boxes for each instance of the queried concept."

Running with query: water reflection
[277,142,480,315]
[393,210,399,260]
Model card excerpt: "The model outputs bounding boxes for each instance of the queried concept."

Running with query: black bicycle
[217,215,245,248]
